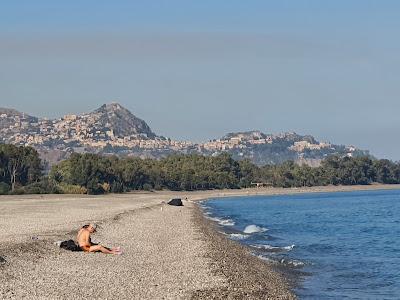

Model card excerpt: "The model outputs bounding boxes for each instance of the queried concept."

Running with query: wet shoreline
[192,203,296,299]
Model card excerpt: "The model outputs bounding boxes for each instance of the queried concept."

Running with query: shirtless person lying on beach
[77,224,122,255]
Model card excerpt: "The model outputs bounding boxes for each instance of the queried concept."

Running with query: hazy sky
[1,1,399,160]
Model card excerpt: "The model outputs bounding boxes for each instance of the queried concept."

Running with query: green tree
[0,144,42,191]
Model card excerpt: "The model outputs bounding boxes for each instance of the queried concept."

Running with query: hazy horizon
[1,1,399,160]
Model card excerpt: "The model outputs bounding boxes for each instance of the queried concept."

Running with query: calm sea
[201,189,400,299]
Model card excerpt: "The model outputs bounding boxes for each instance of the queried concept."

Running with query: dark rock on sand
[0,256,6,264]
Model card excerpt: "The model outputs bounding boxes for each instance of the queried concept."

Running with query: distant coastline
[182,183,400,203]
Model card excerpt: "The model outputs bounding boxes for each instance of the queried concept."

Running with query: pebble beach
[1,185,399,299]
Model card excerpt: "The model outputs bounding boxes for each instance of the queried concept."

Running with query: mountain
[0,103,159,166]
[0,103,369,167]
[91,103,156,138]
[205,130,366,166]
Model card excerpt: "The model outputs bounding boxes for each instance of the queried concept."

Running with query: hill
[200,131,367,165]
[91,103,156,138]
[0,108,38,130]
[0,103,369,167]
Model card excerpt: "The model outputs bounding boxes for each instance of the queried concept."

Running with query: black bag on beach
[59,240,82,252]
[168,198,183,206]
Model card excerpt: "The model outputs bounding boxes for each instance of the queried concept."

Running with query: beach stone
[0,256,6,264]
[168,198,183,206]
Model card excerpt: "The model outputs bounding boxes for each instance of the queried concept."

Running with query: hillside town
[0,103,364,166]
[0,112,193,150]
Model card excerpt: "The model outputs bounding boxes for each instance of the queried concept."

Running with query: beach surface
[1,184,399,299]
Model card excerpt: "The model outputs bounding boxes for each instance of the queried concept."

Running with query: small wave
[254,254,305,268]
[283,245,295,251]
[251,244,295,252]
[253,254,277,264]
[205,216,220,222]
[279,258,305,268]
[218,219,235,226]
[205,216,235,226]
[243,224,268,234]
[228,233,249,240]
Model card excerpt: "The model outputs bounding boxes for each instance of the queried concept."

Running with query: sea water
[202,189,400,299]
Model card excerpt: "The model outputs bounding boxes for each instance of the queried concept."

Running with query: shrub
[58,183,87,194]
[9,188,25,195]
[0,182,10,195]
[86,179,105,195]
[154,183,163,191]
[110,181,124,193]
[142,183,153,191]
[20,178,61,194]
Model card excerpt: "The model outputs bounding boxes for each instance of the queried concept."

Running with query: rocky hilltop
[92,103,156,138]
[0,102,156,144]
[0,103,369,167]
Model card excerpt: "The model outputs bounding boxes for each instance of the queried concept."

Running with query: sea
[200,189,400,299]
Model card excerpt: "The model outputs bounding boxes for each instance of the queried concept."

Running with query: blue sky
[1,1,400,159]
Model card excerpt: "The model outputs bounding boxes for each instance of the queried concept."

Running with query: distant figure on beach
[77,224,122,255]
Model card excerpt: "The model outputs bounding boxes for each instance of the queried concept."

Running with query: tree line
[0,144,42,194]
[1,144,400,195]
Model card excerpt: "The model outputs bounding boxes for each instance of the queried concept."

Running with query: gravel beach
[1,185,399,299]
[0,193,227,299]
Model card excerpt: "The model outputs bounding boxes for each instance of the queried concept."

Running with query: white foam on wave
[251,244,295,252]
[205,216,220,222]
[253,254,277,264]
[218,219,235,226]
[283,245,295,251]
[253,254,305,268]
[243,224,268,234]
[228,233,249,240]
[205,216,235,226]
[280,258,305,267]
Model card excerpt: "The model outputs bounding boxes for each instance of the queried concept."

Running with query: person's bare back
[77,224,121,255]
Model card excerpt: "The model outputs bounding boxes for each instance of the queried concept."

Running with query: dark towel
[59,240,82,252]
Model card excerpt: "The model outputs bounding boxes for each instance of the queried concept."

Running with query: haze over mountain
[0,103,369,167]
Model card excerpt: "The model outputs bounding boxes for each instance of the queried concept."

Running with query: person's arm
[88,237,98,246]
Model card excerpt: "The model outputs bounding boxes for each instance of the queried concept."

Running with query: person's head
[86,223,97,233]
